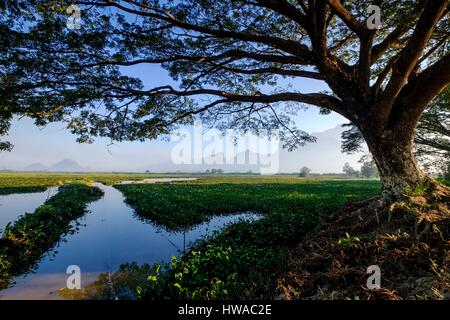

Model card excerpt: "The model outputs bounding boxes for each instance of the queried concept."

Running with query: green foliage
[0,172,187,194]
[337,233,360,247]
[115,179,380,231]
[298,166,312,177]
[109,179,380,299]
[25,177,382,300]
[409,180,432,197]
[415,86,450,173]
[0,185,47,195]
[343,162,358,177]
[0,184,103,289]
[142,246,239,300]
[360,160,379,179]
[2,0,447,153]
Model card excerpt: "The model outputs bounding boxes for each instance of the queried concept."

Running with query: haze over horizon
[1,117,365,174]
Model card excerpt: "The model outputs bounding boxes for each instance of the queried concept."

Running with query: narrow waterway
[0,183,260,299]
[0,187,58,237]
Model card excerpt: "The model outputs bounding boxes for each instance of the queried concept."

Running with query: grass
[0,173,382,299]
[3,173,446,300]
[115,179,380,231]
[0,185,48,195]
[174,175,375,185]
[337,232,361,247]
[0,172,191,195]
[0,184,103,289]
[107,179,380,299]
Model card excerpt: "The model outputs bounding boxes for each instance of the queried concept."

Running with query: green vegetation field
[0,172,379,194]
[0,184,103,289]
[0,172,189,195]
[0,173,382,299]
[116,179,380,231]
[112,178,380,299]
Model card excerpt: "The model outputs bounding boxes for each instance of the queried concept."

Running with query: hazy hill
[49,159,86,172]
[20,159,88,172]
[141,125,364,174]
[23,163,48,172]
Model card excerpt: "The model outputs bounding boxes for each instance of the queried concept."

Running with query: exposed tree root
[275,182,450,300]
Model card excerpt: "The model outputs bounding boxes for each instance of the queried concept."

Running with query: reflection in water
[59,263,153,300]
[0,184,260,300]
[0,188,58,236]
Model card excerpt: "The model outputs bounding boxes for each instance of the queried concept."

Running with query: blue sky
[1,63,359,173]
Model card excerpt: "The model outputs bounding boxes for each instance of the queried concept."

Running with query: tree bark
[360,122,428,201]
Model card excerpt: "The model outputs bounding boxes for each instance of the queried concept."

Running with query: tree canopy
[298,166,311,177]
[1,0,449,196]
[343,162,358,176]
[360,159,379,178]
[415,87,450,172]
[1,0,448,147]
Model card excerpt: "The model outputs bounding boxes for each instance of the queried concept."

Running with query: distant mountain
[277,125,364,173]
[15,159,89,172]
[11,125,362,174]
[311,125,344,138]
[49,159,86,172]
[140,125,364,174]
[23,163,48,172]
[139,150,264,173]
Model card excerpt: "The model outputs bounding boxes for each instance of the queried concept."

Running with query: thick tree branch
[324,0,366,37]
[88,0,314,59]
[393,52,450,125]
[415,136,450,152]
[79,49,311,69]
[371,25,411,64]
[163,99,231,127]
[110,85,347,117]
[255,0,309,30]
[418,30,450,65]
[303,1,356,109]
[370,0,427,63]
[378,0,448,119]
[218,65,324,80]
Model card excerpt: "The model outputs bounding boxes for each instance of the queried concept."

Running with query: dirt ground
[276,184,450,300]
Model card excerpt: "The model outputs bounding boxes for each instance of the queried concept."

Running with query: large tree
[1,0,449,200]
[342,86,450,174]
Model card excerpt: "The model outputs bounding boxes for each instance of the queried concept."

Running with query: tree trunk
[361,123,428,201]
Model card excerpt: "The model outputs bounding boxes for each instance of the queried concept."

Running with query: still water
[0,187,58,237]
[0,184,259,299]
